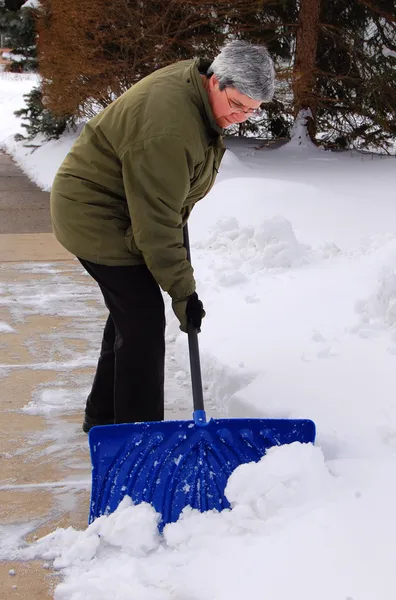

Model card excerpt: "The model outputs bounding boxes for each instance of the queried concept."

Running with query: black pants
[78,259,166,424]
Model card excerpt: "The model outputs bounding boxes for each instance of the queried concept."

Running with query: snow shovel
[88,224,316,530]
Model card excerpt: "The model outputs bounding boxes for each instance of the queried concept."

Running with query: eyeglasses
[224,88,264,118]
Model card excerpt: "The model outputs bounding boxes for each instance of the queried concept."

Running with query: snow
[284,107,317,150]
[2,52,25,63]
[0,321,15,332]
[2,74,396,599]
[383,46,396,59]
[0,72,38,143]
[9,443,396,600]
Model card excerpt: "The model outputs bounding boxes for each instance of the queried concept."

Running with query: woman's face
[205,75,262,129]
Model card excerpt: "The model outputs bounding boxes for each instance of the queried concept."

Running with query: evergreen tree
[0,2,37,71]
[236,0,396,151]
[14,86,73,141]
[315,0,396,151]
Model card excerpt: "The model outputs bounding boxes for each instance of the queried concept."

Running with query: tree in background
[292,0,321,140]
[217,0,396,151]
[272,0,396,151]
[20,0,396,151]
[315,0,396,151]
[0,1,37,71]
[37,0,226,118]
[235,0,396,151]
[14,86,73,141]
[0,0,72,140]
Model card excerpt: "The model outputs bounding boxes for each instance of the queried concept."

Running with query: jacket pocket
[124,225,143,257]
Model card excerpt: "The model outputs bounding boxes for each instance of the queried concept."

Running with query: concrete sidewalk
[0,152,91,598]
[0,151,52,235]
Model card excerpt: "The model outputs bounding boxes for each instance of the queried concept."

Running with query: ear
[209,74,219,91]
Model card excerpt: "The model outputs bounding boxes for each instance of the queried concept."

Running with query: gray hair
[207,40,275,102]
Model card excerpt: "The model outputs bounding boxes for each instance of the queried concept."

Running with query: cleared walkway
[0,152,81,599]
[0,152,52,235]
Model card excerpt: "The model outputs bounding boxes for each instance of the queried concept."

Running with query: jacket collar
[189,58,224,137]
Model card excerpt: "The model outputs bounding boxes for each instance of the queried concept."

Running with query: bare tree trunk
[292,0,321,142]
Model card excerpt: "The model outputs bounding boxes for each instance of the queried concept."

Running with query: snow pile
[198,215,312,281]
[252,216,311,268]
[280,108,317,151]
[356,269,396,331]
[226,441,337,521]
[30,500,161,568]
[12,442,396,600]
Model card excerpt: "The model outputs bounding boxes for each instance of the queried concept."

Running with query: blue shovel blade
[88,417,315,529]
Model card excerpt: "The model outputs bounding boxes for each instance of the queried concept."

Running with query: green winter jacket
[50,58,225,302]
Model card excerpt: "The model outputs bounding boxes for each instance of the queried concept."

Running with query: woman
[50,40,275,431]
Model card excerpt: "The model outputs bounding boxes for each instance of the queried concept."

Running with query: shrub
[14,85,74,141]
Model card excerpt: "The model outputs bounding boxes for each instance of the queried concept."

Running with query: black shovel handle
[183,224,205,413]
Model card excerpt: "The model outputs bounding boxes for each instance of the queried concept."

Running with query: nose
[231,111,250,123]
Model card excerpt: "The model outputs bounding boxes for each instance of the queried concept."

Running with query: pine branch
[356,0,396,29]
[372,15,396,51]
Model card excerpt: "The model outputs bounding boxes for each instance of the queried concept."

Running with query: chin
[217,116,234,129]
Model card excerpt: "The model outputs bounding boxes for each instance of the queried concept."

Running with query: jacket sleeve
[121,134,196,300]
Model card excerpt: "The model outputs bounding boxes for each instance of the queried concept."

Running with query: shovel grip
[183,225,205,413]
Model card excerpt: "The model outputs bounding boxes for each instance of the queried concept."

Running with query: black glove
[186,292,206,332]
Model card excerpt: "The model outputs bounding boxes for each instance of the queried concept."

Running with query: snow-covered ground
[2,74,396,600]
